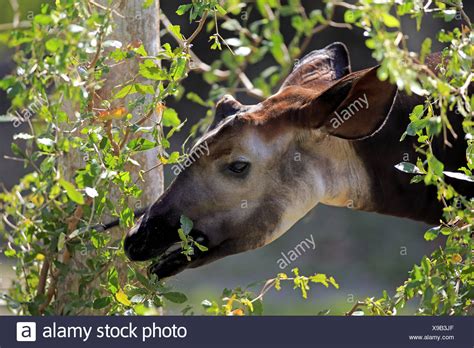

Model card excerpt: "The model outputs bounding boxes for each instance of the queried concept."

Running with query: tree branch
[345,301,366,316]
[160,12,264,100]
[0,20,31,31]
[186,10,208,47]
[37,259,50,296]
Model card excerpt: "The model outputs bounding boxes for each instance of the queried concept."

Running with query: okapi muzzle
[124,42,472,279]
[124,176,211,278]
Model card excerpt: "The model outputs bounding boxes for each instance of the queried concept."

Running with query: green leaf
[178,228,187,242]
[382,13,400,28]
[11,143,25,157]
[168,25,184,40]
[424,227,440,241]
[33,14,52,25]
[186,92,208,106]
[172,57,187,81]
[420,38,432,64]
[194,241,208,252]
[410,104,425,120]
[168,151,180,163]
[4,249,16,257]
[134,44,148,57]
[163,291,188,303]
[270,32,287,66]
[180,215,193,234]
[215,4,227,15]
[406,119,428,136]
[162,108,181,127]
[176,4,193,16]
[57,232,66,251]
[134,83,155,95]
[59,179,85,205]
[114,85,134,99]
[127,138,157,152]
[93,297,111,309]
[291,16,305,32]
[344,10,359,24]
[427,154,444,177]
[45,38,63,52]
[120,207,135,227]
[139,62,167,80]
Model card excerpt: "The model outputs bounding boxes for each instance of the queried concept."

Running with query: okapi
[123,43,472,279]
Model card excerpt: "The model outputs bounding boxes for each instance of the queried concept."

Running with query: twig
[345,301,366,316]
[104,120,121,156]
[8,0,20,28]
[297,24,329,60]
[119,106,155,149]
[333,1,358,10]
[141,162,163,176]
[87,31,105,112]
[88,0,125,19]
[37,259,50,296]
[21,264,32,295]
[38,200,85,314]
[38,265,58,314]
[237,72,264,99]
[161,12,229,79]
[3,155,26,162]
[251,279,277,303]
[186,10,208,47]
[0,21,28,31]
[161,12,265,100]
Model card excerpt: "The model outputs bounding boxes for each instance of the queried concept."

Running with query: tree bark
[55,0,163,314]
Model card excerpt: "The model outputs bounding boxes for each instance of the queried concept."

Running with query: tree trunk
[55,0,163,314]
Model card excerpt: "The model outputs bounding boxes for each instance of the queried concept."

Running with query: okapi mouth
[147,230,209,279]
[124,215,210,279]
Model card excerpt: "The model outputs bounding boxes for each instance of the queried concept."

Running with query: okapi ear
[280,42,351,89]
[210,95,244,129]
[304,66,398,140]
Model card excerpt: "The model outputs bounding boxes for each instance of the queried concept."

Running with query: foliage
[178,215,208,261]
[200,268,339,316]
[0,0,343,315]
[0,0,472,316]
[341,0,473,316]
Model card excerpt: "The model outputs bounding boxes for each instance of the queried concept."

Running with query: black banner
[1,316,472,347]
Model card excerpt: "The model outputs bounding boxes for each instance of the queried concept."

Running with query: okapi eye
[227,161,250,174]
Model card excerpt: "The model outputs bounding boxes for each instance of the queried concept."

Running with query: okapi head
[124,42,404,278]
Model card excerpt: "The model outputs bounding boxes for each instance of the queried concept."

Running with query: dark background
[0,1,472,314]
